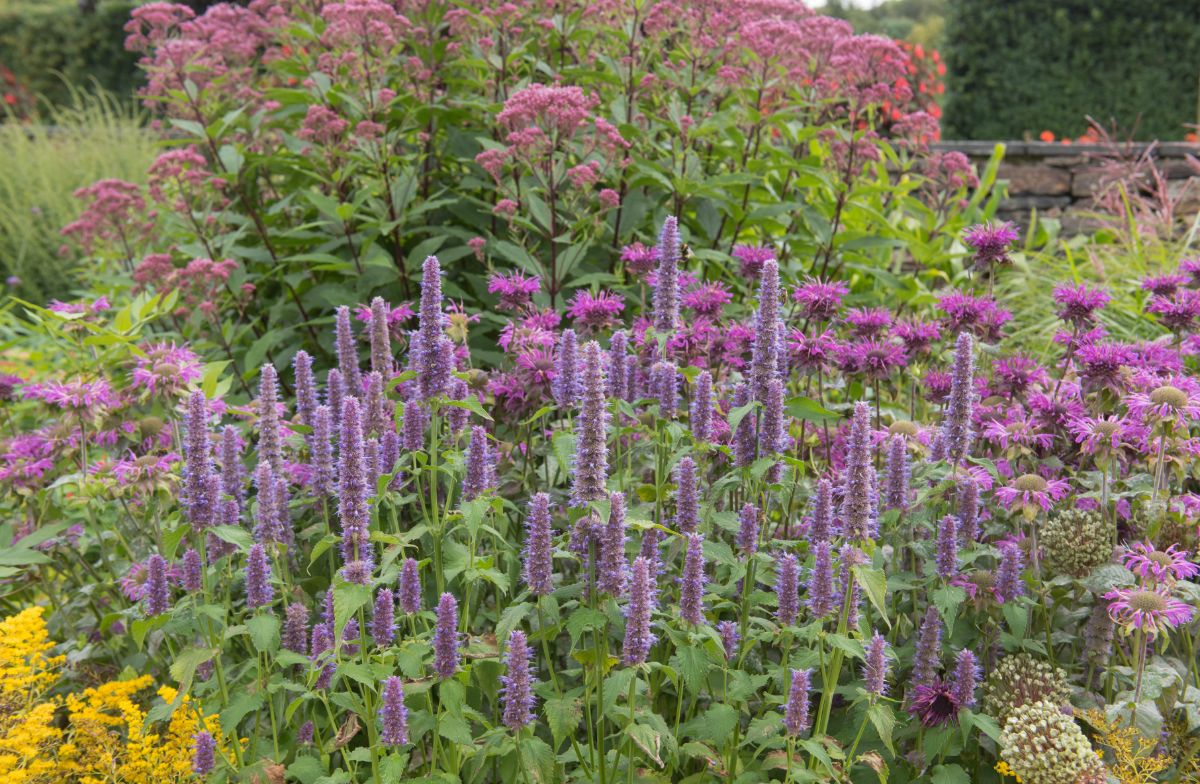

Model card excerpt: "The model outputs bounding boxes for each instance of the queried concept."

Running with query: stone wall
[932,141,1200,233]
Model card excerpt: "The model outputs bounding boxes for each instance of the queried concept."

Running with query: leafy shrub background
[944,0,1200,140]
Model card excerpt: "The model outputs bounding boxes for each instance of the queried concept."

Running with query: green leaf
[670,645,710,697]
[208,524,254,552]
[867,702,897,755]
[726,401,759,435]
[932,584,967,634]
[518,735,557,784]
[565,607,607,645]
[247,613,281,653]
[852,565,890,628]
[686,704,738,743]
[169,646,217,695]
[551,431,576,477]
[496,603,531,643]
[930,764,970,784]
[626,723,664,767]
[288,757,326,784]
[785,396,839,424]
[309,533,340,568]
[543,696,582,751]
[220,691,264,735]
[333,580,373,638]
[443,397,493,422]
[131,616,167,651]
[1002,599,1028,640]
[0,548,50,566]
[438,713,474,745]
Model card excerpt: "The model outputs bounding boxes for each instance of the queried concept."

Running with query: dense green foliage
[944,0,1200,140]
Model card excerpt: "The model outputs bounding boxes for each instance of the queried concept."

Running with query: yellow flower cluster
[1081,709,1171,784]
[0,606,228,784]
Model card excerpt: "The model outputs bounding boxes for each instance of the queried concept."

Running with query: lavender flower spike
[717,620,739,661]
[839,402,877,541]
[372,587,396,647]
[750,258,781,401]
[807,541,835,617]
[653,360,678,418]
[942,331,975,464]
[192,730,216,776]
[433,592,460,678]
[415,256,448,399]
[553,329,579,408]
[598,492,628,596]
[524,493,554,596]
[863,630,890,697]
[653,216,681,333]
[571,341,610,506]
[608,330,629,400]
[737,503,760,557]
[809,478,834,542]
[380,676,410,746]
[775,552,799,626]
[500,630,537,731]
[219,423,243,511]
[326,367,345,425]
[995,542,1025,602]
[732,382,756,468]
[293,350,318,436]
[181,548,203,593]
[680,533,706,625]
[674,457,699,534]
[245,543,273,609]
[311,405,335,497]
[935,515,959,578]
[369,296,393,377]
[284,603,309,654]
[622,556,657,665]
[955,475,979,544]
[338,397,374,583]
[783,669,812,736]
[950,649,980,708]
[335,305,363,395]
[145,554,170,616]
[912,605,943,687]
[258,363,283,470]
[183,390,214,531]
[884,435,909,512]
[399,558,422,614]
[461,425,494,502]
[691,369,713,442]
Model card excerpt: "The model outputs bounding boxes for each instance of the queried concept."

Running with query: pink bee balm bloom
[994,473,1070,516]
[962,221,1018,268]
[566,289,625,331]
[488,270,541,311]
[1067,414,1135,455]
[791,278,848,322]
[1122,541,1199,584]
[619,242,658,276]
[1126,380,1200,427]
[1105,584,1194,637]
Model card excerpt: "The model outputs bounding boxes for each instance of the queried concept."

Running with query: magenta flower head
[680,533,706,625]
[183,390,214,531]
[433,592,460,678]
[379,676,410,746]
[883,435,909,512]
[552,329,579,408]
[674,457,699,534]
[963,221,1019,268]
[489,270,541,311]
[599,492,628,596]
[935,515,958,578]
[995,473,1070,520]
[571,341,609,506]
[807,541,835,617]
[750,259,782,402]
[863,630,890,697]
[907,678,962,727]
[809,478,834,542]
[1052,284,1110,327]
[461,426,494,502]
[372,588,396,647]
[775,552,800,626]
[792,277,848,322]
[500,630,537,731]
[737,503,760,557]
[622,556,657,666]
[145,554,171,616]
[335,305,363,395]
[399,558,422,614]
[691,369,713,442]
[783,669,812,736]
[1122,541,1199,584]
[942,331,975,463]
[1106,584,1194,638]
[732,243,775,279]
[950,648,979,709]
[245,543,273,609]
[181,548,203,593]
[653,216,681,333]
[912,605,943,687]
[568,289,625,332]
[840,402,877,541]
[192,730,216,776]
[523,493,554,596]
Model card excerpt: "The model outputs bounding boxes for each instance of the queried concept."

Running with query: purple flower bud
[461,425,494,501]
[192,730,216,776]
[364,371,389,436]
[995,542,1024,602]
[761,377,785,457]
[809,478,834,542]
[311,405,335,497]
[936,515,958,578]
[863,630,890,696]
[370,296,393,377]
[294,350,318,438]
[653,216,680,333]
[219,424,243,513]
[912,605,943,687]
[956,476,979,543]
[737,503,760,557]
[381,429,400,482]
[680,533,706,625]
[372,588,396,647]
[652,360,678,418]
[950,649,979,708]
[341,618,360,657]
[183,390,214,531]
[599,492,628,596]
[691,369,713,442]
[807,541,835,617]
[415,257,448,400]
[145,554,171,616]
[433,592,459,678]
[732,382,756,468]
[274,474,294,550]
[942,332,975,464]
[500,630,537,730]
[884,436,909,512]
[297,720,314,745]
[399,558,422,614]
[750,259,781,402]
[447,378,470,435]
[402,394,427,452]
[717,620,739,661]
[553,329,579,408]
[838,545,866,627]
[336,305,363,396]
[622,556,657,665]
[674,457,699,534]
[338,397,374,583]
[326,368,345,426]
[310,622,335,689]
[245,544,273,608]
[523,494,554,596]
[181,548,203,593]
[284,603,309,654]
[839,402,877,541]
[639,527,663,577]
[571,341,609,506]
[253,460,279,544]
[608,330,629,400]
[776,552,799,626]
[258,363,283,470]
[783,668,812,736]
[380,676,409,746]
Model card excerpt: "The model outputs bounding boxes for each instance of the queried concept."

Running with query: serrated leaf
[220,691,264,735]
[247,613,281,653]
[544,696,582,751]
[932,584,966,634]
[444,396,493,422]
[867,702,897,755]
[670,645,710,697]
[686,704,738,743]
[169,646,217,695]
[518,735,557,784]
[627,723,664,767]
[930,764,970,784]
[208,524,254,552]
[333,581,373,638]
[852,565,890,627]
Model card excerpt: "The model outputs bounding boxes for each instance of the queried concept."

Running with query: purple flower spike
[691,369,713,442]
[294,350,318,436]
[183,390,214,531]
[258,363,284,473]
[863,630,890,697]
[364,371,388,436]
[884,435,909,512]
[399,558,422,614]
[750,258,782,402]
[732,382,756,468]
[192,730,216,776]
[336,305,363,395]
[653,216,680,333]
[840,402,877,541]
[652,360,678,418]
[433,592,459,679]
[571,341,610,506]
[311,405,335,497]
[912,605,943,687]
[524,493,554,596]
[762,377,786,457]
[935,515,958,578]
[995,542,1025,602]
[680,533,706,625]
[955,476,979,544]
[415,256,448,400]
[674,457,699,534]
[783,669,812,736]
[326,367,345,426]
[553,329,579,408]
[622,556,657,665]
[284,603,309,654]
[810,478,834,542]
[500,630,537,731]
[447,378,470,435]
[807,541,834,617]
[380,676,410,746]
[181,548,203,593]
[253,460,279,544]
[607,330,629,399]
[370,296,393,377]
[737,503,760,557]
[950,649,979,708]
[838,545,866,628]
[717,620,739,661]
[461,425,494,502]
[218,424,243,511]
[402,394,427,453]
[942,331,975,464]
[338,397,374,583]
[245,543,273,609]
[599,492,628,596]
[145,554,171,616]
[372,588,396,647]
[775,552,799,626]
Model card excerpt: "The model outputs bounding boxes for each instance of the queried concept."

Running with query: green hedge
[944,0,1200,140]
[0,2,140,108]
